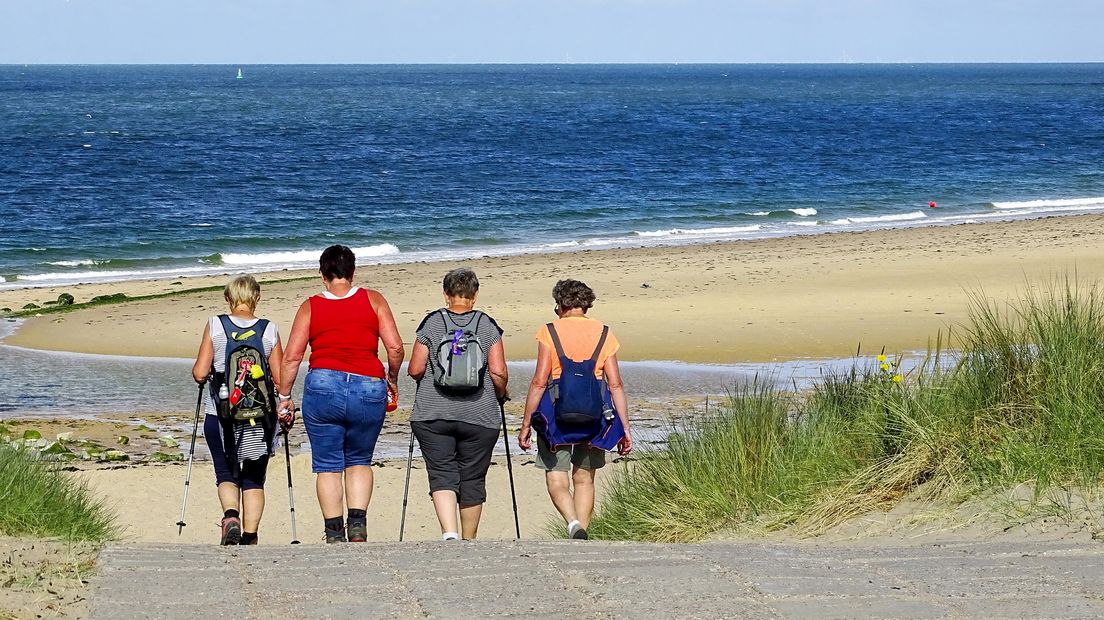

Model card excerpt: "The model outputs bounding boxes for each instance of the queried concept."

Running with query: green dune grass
[588,277,1104,542]
[0,445,118,542]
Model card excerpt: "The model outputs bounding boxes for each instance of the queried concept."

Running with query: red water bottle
[386,383,398,413]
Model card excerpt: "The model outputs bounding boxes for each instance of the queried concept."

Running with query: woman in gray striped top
[407,268,509,540]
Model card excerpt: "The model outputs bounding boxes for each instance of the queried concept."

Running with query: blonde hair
[224,275,261,311]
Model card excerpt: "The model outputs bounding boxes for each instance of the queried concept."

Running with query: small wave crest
[634,225,761,238]
[47,259,107,267]
[219,244,400,266]
[830,211,928,225]
[747,208,818,218]
[991,197,1104,210]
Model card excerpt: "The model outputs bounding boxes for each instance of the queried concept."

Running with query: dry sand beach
[2,215,1104,549]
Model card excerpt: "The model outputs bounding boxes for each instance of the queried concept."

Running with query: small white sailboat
[236,68,243,80]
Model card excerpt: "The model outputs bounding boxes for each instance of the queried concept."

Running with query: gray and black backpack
[432,310,487,395]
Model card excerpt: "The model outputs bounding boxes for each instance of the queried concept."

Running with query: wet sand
[4,214,1103,364]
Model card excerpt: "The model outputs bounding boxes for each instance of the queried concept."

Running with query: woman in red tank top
[281,245,405,543]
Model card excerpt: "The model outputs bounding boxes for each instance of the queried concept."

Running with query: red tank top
[307,288,385,378]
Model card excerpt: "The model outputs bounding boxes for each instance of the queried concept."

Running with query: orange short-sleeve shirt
[535,316,620,380]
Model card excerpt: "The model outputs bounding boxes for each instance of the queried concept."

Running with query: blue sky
[1,0,1101,64]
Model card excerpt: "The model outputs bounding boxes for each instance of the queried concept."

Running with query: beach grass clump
[0,444,117,542]
[588,277,1104,542]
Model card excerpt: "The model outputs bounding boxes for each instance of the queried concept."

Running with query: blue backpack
[532,323,625,450]
[547,322,609,427]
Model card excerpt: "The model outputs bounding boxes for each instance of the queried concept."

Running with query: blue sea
[1,63,1103,288]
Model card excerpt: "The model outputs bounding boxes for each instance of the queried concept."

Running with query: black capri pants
[204,415,269,491]
[411,419,500,506]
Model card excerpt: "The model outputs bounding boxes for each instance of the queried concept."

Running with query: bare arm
[370,290,405,387]
[191,322,213,384]
[487,339,509,401]
[280,300,311,400]
[603,354,633,454]
[517,342,553,451]
[266,336,285,396]
[408,341,428,381]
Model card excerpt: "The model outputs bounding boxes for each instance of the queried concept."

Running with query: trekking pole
[500,399,521,540]
[398,426,416,541]
[176,381,205,535]
[282,423,301,545]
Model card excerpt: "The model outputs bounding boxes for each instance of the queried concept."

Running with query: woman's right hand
[517,424,533,451]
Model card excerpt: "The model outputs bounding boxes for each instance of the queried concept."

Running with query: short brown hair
[224,275,261,311]
[552,279,596,312]
[443,268,479,299]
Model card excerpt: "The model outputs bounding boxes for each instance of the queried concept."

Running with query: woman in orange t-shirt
[518,279,632,540]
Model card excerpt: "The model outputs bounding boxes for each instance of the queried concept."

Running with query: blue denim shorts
[302,368,387,473]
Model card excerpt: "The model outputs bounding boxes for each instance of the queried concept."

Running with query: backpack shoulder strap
[470,310,483,333]
[440,309,459,333]
[216,314,234,338]
[590,325,609,364]
[546,322,567,359]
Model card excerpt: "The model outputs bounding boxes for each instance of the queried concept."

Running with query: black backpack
[208,316,278,426]
[547,322,609,428]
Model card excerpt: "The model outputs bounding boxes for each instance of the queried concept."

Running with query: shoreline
[3,214,1103,364]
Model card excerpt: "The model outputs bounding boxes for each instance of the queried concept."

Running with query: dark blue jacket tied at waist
[531,378,625,451]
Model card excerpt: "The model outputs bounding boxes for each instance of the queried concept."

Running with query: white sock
[566,520,582,536]
[442,532,459,541]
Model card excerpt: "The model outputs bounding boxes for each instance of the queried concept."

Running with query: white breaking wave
[830,211,928,225]
[47,259,99,267]
[748,211,771,216]
[220,244,400,266]
[790,208,818,217]
[991,197,1104,210]
[634,225,761,238]
[18,266,213,283]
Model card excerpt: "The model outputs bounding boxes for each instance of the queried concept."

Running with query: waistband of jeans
[308,368,385,383]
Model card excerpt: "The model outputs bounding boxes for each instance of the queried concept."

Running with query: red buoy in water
[929,201,938,208]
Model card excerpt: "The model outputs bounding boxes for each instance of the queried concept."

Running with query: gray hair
[443,268,479,299]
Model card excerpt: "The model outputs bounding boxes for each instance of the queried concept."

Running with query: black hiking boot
[347,521,367,543]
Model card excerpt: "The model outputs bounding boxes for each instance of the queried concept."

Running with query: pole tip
[291,540,301,544]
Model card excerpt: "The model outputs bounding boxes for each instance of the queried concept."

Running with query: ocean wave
[634,225,761,238]
[991,197,1104,210]
[829,211,928,225]
[18,266,214,283]
[747,208,817,217]
[47,259,105,267]
[219,244,400,266]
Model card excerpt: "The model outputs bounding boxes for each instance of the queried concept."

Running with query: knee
[572,470,595,487]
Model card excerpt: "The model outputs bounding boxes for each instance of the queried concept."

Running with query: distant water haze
[2,64,1104,288]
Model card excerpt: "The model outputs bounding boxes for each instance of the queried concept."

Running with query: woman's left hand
[617,433,633,456]
[278,402,296,431]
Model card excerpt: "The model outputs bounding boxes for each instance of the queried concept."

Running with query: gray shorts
[536,436,606,472]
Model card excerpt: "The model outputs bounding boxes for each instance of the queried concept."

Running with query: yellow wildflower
[892,375,903,383]
[880,363,890,371]
[877,354,887,362]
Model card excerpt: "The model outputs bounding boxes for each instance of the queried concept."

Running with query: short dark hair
[552,279,596,312]
[319,245,355,281]
[443,268,479,299]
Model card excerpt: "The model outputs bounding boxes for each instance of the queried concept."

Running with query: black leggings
[411,419,499,506]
